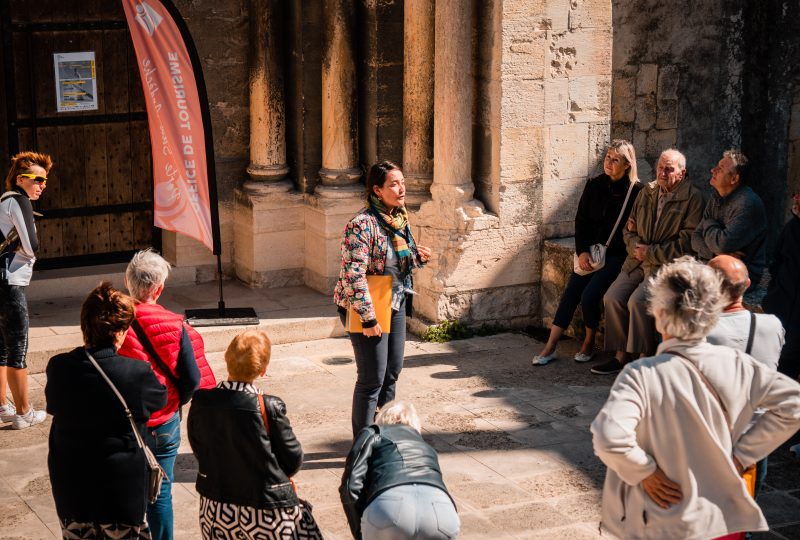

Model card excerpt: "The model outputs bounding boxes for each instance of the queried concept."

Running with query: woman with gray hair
[591,257,800,540]
[340,400,460,539]
[117,249,216,540]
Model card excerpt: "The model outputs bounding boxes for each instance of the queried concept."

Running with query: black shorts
[0,283,29,369]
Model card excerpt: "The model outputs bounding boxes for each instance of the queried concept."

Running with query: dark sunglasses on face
[18,173,47,186]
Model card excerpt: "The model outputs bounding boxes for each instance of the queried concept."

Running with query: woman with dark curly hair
[46,283,167,538]
[333,161,431,436]
[0,151,52,429]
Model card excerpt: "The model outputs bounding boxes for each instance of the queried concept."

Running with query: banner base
[185,307,259,327]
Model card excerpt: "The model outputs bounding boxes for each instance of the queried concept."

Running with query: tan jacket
[591,338,800,540]
[622,179,704,275]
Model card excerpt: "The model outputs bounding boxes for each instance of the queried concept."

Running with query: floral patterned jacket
[333,208,424,324]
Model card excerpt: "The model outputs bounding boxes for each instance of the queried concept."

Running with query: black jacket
[187,388,302,508]
[340,424,455,539]
[574,173,642,257]
[45,346,167,523]
[763,214,800,330]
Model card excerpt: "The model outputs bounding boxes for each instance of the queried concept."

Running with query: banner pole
[217,253,225,314]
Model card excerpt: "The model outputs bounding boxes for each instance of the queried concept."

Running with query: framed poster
[53,52,98,112]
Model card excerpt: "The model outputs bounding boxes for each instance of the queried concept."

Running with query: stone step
[26,281,345,374]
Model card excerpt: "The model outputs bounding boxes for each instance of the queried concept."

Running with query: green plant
[421,320,503,342]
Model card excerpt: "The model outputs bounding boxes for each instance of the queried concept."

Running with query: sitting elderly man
[691,150,767,286]
[593,148,704,375]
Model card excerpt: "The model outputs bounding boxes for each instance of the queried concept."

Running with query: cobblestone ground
[1,333,798,539]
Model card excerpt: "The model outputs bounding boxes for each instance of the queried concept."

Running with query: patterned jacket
[333,208,423,324]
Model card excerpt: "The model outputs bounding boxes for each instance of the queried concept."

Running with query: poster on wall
[53,52,98,112]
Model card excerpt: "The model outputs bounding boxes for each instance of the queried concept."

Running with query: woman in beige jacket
[591,257,800,540]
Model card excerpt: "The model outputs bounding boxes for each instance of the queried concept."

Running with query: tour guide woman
[0,151,52,429]
[334,161,431,436]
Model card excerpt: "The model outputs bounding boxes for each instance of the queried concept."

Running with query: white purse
[573,180,635,276]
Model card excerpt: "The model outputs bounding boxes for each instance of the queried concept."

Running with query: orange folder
[346,275,393,333]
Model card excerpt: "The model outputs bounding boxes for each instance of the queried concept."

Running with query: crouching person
[187,329,322,539]
[340,401,460,540]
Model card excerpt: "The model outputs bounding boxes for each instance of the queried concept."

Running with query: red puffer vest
[119,303,216,427]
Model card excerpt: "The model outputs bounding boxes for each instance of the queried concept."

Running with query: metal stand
[184,254,259,327]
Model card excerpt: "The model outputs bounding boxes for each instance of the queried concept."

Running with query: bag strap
[604,180,636,247]
[84,349,147,452]
[745,311,757,356]
[132,319,181,390]
[257,393,271,435]
[666,349,733,433]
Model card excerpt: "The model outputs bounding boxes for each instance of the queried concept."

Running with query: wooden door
[0,0,156,269]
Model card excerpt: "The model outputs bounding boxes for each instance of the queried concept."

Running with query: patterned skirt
[60,519,151,539]
[199,496,322,540]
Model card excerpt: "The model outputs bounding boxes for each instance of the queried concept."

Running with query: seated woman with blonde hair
[340,400,460,539]
[187,329,321,539]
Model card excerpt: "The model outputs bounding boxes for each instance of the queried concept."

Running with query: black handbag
[84,349,165,504]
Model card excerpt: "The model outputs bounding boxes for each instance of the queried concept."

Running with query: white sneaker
[11,407,46,430]
[0,402,16,423]
[532,351,557,366]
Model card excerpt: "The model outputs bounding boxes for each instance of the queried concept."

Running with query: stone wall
[741,1,800,250]
[788,90,800,222]
[610,0,743,187]
[164,1,250,275]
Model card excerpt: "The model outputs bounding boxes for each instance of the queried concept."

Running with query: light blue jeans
[361,484,460,540]
[144,412,181,540]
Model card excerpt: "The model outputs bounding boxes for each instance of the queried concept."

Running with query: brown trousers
[602,266,657,355]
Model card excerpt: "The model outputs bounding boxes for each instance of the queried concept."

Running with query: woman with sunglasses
[0,151,52,429]
[333,161,431,437]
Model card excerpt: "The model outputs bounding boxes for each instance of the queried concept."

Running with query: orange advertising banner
[122,0,216,252]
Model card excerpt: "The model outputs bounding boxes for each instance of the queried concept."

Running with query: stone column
[246,0,291,190]
[402,0,434,208]
[234,0,305,287]
[317,0,362,196]
[431,0,478,209]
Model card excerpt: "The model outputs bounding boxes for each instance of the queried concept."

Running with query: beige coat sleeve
[591,367,658,486]
[733,362,800,468]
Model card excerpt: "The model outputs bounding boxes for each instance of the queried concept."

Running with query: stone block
[656,99,678,129]
[611,73,636,123]
[252,230,306,271]
[499,127,545,183]
[503,0,560,31]
[646,129,678,158]
[303,226,343,286]
[633,129,648,157]
[547,28,612,79]
[545,123,590,181]
[501,79,546,128]
[636,64,658,96]
[503,30,548,80]
[610,123,633,145]
[542,177,585,226]
[637,158,654,183]
[544,0,570,30]
[544,78,569,125]
[657,65,680,101]
[568,0,612,30]
[470,284,539,320]
[568,76,611,123]
[588,122,611,176]
[498,180,543,227]
[635,94,656,131]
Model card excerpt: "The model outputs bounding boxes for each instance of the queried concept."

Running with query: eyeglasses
[18,173,47,186]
